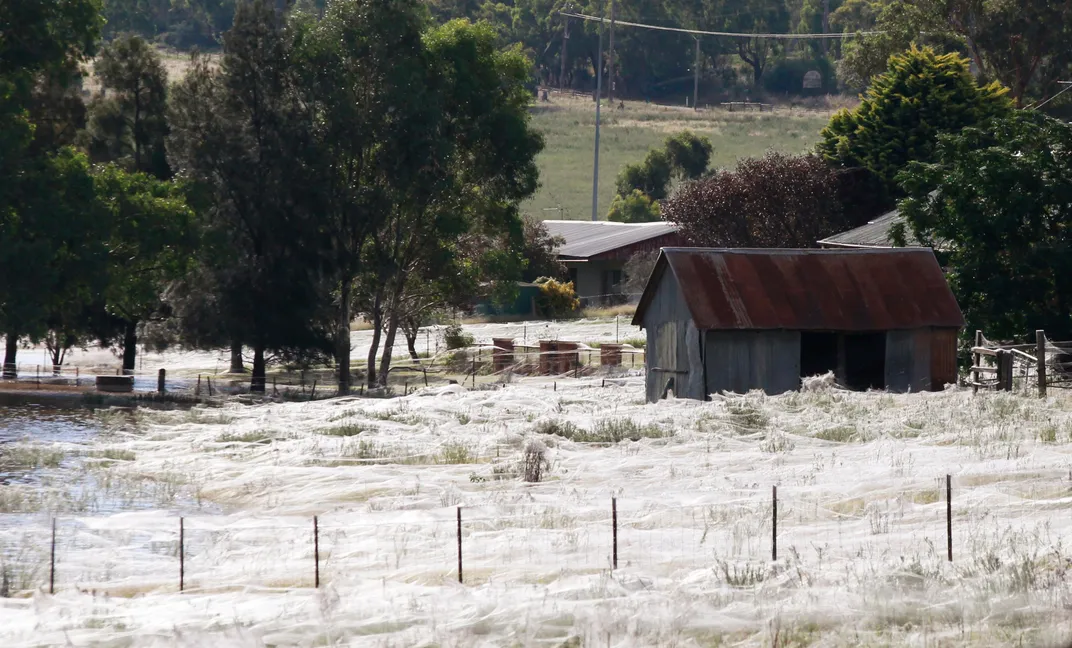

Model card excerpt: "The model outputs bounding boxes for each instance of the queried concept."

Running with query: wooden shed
[632,248,965,402]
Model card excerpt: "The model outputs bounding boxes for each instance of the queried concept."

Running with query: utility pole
[560,13,570,89]
[607,0,616,104]
[821,0,830,54]
[692,36,700,111]
[591,9,603,222]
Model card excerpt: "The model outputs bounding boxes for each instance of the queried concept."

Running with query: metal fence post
[49,518,56,594]
[179,517,184,591]
[314,516,320,588]
[456,507,463,584]
[612,497,618,570]
[946,475,953,562]
[772,486,778,561]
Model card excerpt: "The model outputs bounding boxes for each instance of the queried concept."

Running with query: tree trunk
[378,313,400,388]
[251,345,266,393]
[336,277,352,395]
[405,328,420,361]
[121,321,137,375]
[229,341,245,374]
[3,334,16,378]
[366,293,383,388]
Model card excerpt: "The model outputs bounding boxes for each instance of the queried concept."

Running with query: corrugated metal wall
[885,329,931,392]
[930,328,959,389]
[705,331,801,395]
[642,270,699,402]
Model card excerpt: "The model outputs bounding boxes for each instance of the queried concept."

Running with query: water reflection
[0,405,98,445]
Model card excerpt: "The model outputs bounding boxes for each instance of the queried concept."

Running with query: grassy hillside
[88,54,842,223]
[524,92,845,221]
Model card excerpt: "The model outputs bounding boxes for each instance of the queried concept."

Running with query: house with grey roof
[818,208,919,249]
[542,220,684,303]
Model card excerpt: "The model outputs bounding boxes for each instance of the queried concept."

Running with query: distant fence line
[2,474,1051,597]
[971,329,1072,396]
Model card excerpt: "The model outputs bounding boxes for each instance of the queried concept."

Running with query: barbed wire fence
[2,476,1061,597]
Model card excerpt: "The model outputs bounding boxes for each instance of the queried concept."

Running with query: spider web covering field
[1,379,1072,646]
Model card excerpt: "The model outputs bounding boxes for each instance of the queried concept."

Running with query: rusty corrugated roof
[632,248,964,331]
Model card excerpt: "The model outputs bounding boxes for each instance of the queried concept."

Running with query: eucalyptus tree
[168,0,328,392]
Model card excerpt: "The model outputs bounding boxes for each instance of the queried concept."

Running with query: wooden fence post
[946,474,953,562]
[612,497,618,570]
[158,368,166,394]
[998,350,1014,391]
[314,516,320,588]
[772,485,778,561]
[972,330,982,394]
[49,518,56,594]
[1037,330,1047,397]
[196,375,201,396]
[179,517,184,592]
[456,507,463,584]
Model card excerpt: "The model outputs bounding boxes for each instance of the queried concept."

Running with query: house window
[610,270,622,290]
[568,268,578,286]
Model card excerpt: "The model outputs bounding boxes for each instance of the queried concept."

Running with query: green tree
[291,0,433,393]
[365,18,543,387]
[841,0,1072,107]
[662,151,845,247]
[664,130,712,181]
[0,149,106,375]
[818,46,1011,202]
[520,217,566,283]
[610,130,711,219]
[167,1,329,392]
[607,189,661,223]
[93,166,195,373]
[615,149,672,201]
[0,0,103,374]
[716,0,790,85]
[897,112,1072,340]
[84,34,171,178]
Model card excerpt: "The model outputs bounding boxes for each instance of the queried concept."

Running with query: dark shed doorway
[800,332,838,380]
[843,333,886,390]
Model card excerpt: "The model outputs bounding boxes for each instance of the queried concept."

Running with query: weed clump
[725,401,770,431]
[814,425,858,443]
[86,449,136,462]
[442,323,474,350]
[319,423,369,437]
[718,560,767,587]
[521,440,549,482]
[0,446,66,470]
[437,442,476,464]
[533,418,667,443]
[216,430,274,444]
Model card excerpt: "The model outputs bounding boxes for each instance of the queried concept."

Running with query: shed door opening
[843,333,886,390]
[800,332,838,380]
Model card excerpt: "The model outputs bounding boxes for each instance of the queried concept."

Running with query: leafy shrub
[662,151,846,248]
[442,323,474,350]
[608,189,661,223]
[818,46,1011,200]
[664,130,713,180]
[535,277,579,318]
[616,148,673,200]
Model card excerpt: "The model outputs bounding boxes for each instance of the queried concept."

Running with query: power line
[1026,82,1072,110]
[559,11,878,40]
